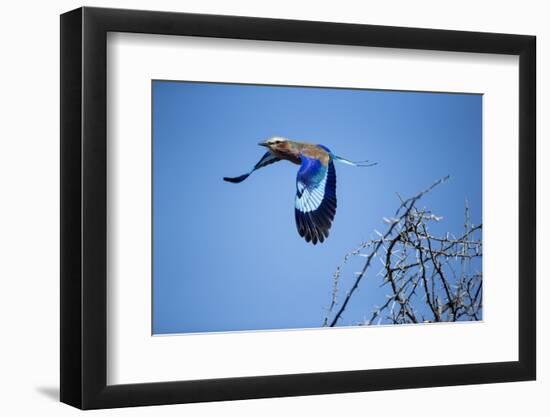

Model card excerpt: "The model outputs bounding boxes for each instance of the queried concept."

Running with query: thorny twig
[323,176,482,327]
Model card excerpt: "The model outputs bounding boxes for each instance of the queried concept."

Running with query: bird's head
[258,136,290,152]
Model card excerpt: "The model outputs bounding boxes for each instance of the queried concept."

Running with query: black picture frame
[60,6,536,410]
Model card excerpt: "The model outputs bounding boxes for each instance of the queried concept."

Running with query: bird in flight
[223,136,376,245]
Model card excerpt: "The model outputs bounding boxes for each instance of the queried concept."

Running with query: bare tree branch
[323,176,482,327]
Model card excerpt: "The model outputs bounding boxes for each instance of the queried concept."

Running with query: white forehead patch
[266,136,288,144]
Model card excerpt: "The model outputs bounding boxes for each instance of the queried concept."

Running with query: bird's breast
[272,149,301,165]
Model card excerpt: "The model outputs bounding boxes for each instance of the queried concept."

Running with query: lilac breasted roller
[223,136,376,245]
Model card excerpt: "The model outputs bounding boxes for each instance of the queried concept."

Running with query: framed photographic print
[60,6,536,409]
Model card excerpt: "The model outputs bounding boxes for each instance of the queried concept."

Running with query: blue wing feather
[294,154,337,244]
[223,151,280,183]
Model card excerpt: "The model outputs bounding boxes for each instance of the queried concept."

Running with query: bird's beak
[258,141,269,147]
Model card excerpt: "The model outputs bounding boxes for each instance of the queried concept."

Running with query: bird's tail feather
[333,155,378,167]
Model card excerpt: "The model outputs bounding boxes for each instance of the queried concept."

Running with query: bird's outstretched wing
[223,151,281,183]
[294,155,337,244]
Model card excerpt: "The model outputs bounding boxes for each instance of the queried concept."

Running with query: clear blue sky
[152,80,482,334]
